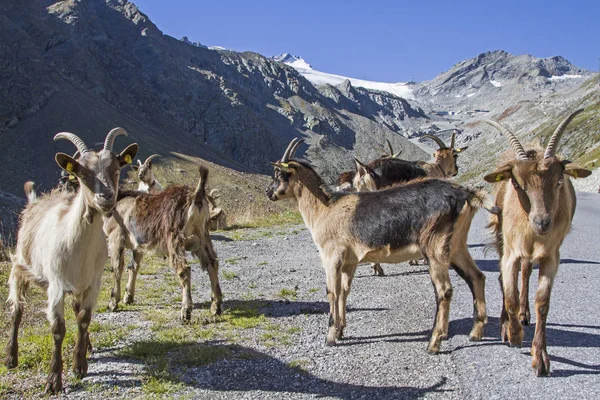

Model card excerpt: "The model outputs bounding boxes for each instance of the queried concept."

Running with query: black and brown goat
[103,166,222,321]
[267,138,489,352]
[484,109,591,376]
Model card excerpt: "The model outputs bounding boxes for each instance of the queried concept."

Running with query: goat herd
[3,109,593,393]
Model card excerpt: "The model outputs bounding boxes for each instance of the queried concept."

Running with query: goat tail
[468,188,501,215]
[485,209,503,258]
[23,181,37,204]
[193,165,209,204]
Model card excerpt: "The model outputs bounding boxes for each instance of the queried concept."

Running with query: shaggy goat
[267,138,489,352]
[5,129,138,393]
[134,154,224,230]
[484,109,591,376]
[103,166,222,321]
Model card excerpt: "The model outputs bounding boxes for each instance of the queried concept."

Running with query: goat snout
[531,215,551,235]
[95,192,114,202]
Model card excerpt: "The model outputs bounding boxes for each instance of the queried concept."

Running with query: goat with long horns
[483,109,591,376]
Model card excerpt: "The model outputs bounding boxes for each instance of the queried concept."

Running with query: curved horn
[386,139,394,156]
[450,130,457,149]
[53,132,89,154]
[144,154,161,165]
[544,108,584,159]
[289,138,304,159]
[103,127,128,152]
[281,138,299,162]
[422,134,446,149]
[484,120,528,161]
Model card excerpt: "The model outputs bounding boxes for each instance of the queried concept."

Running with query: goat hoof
[108,300,119,312]
[427,344,440,354]
[372,264,385,276]
[180,308,192,323]
[532,348,551,377]
[5,355,17,369]
[335,327,345,340]
[210,302,222,316]
[44,372,62,394]
[507,328,524,348]
[325,337,337,347]
[73,360,88,379]
[124,294,135,305]
[427,339,441,354]
[469,323,485,341]
[520,314,530,326]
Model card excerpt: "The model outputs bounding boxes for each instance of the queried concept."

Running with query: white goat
[4,129,138,393]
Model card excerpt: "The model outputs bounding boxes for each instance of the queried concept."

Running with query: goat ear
[271,161,296,173]
[55,153,82,178]
[563,162,592,179]
[117,143,139,167]
[483,165,512,183]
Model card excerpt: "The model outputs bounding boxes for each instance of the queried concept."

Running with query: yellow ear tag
[572,170,578,178]
[66,162,74,172]
[495,174,503,181]
[124,154,132,164]
[69,175,76,181]
[280,162,289,168]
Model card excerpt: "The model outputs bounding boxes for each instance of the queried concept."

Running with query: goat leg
[519,260,533,326]
[371,263,385,276]
[73,307,91,379]
[45,308,66,394]
[500,255,524,347]
[531,256,557,376]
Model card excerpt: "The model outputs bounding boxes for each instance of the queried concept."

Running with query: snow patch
[272,53,414,99]
[490,79,502,87]
[548,74,583,81]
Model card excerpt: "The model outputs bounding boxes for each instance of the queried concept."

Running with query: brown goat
[103,166,222,322]
[417,130,468,178]
[267,138,489,352]
[484,109,591,376]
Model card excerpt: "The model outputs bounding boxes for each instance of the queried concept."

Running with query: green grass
[223,256,247,265]
[277,288,298,300]
[257,261,268,266]
[222,270,238,281]
[226,210,303,230]
[289,359,311,373]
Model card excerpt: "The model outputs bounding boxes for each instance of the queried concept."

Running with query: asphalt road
[202,191,600,399]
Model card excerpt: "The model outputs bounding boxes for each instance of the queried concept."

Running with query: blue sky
[134,0,600,82]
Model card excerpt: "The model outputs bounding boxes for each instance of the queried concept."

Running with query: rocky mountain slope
[0,0,429,194]
[1,0,599,241]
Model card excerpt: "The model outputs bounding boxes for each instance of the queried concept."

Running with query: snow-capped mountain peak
[271,53,313,70]
[271,53,413,99]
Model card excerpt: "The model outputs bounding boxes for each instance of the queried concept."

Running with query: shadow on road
[474,258,600,273]
[86,341,453,399]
